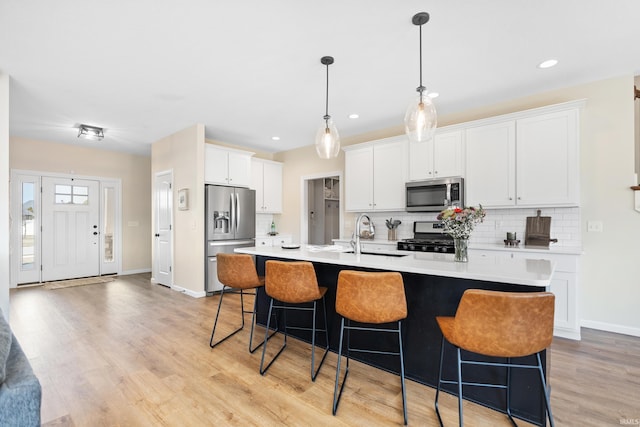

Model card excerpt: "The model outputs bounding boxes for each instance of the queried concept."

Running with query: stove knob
[408,244,415,251]
[421,246,428,252]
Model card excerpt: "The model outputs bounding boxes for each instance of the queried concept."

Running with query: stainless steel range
[397,221,455,253]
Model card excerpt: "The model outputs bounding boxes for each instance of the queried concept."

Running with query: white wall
[0,73,9,320]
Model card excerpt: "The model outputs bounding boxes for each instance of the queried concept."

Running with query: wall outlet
[587,220,603,232]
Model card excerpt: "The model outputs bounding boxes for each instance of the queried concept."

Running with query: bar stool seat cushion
[217,253,265,289]
[436,289,554,358]
[335,271,407,324]
[265,261,326,303]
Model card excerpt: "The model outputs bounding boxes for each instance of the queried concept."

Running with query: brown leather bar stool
[260,260,329,381]
[333,270,408,425]
[435,289,555,427]
[209,253,276,353]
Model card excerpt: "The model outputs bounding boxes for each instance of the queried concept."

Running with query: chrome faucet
[351,213,371,255]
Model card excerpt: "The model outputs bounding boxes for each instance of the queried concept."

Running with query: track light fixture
[77,124,104,141]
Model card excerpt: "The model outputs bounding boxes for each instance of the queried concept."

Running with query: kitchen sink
[344,250,409,258]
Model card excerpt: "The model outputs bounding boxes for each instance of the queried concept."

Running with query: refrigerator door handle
[235,190,241,232]
[230,192,235,235]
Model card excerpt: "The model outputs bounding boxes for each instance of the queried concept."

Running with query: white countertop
[470,243,583,255]
[236,245,554,287]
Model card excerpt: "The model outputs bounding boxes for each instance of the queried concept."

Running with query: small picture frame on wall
[178,188,189,210]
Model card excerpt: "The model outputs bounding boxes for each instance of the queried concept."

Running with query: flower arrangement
[437,205,486,239]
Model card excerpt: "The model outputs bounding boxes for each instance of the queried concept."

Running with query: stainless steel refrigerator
[205,184,256,293]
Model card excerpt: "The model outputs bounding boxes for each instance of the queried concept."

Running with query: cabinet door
[255,237,273,247]
[345,147,374,211]
[516,109,579,206]
[465,121,516,207]
[433,130,463,178]
[205,145,230,185]
[373,138,408,210]
[250,160,265,210]
[227,151,252,187]
[262,161,283,213]
[408,139,434,181]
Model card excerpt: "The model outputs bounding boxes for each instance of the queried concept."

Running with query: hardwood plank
[8,273,640,426]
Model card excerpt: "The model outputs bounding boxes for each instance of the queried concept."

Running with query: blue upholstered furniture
[0,309,41,426]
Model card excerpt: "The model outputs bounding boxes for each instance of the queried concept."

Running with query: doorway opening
[300,172,343,245]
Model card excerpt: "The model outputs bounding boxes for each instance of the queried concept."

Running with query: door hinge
[170,224,172,231]
[169,266,172,272]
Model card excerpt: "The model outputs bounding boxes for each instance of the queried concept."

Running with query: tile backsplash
[345,207,581,248]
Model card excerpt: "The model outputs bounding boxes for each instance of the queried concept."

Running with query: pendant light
[315,56,340,159]
[404,12,437,143]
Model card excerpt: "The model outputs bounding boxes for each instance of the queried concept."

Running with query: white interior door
[153,171,173,287]
[41,177,100,281]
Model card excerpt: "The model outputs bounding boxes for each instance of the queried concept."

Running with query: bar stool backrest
[450,289,555,358]
[265,260,322,303]
[336,271,407,324]
[216,253,262,289]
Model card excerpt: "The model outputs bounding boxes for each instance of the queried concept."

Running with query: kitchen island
[236,245,555,426]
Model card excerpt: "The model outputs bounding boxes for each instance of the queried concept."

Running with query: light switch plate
[587,220,603,232]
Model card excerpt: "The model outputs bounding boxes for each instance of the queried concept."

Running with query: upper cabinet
[465,102,582,208]
[409,129,463,181]
[251,158,283,213]
[205,144,254,187]
[344,136,408,211]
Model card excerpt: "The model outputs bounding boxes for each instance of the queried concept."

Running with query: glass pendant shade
[315,119,341,159]
[404,91,437,143]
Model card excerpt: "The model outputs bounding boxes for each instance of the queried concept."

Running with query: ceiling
[2,1,640,157]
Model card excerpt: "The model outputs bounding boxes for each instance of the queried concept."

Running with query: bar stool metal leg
[260,298,287,375]
[434,335,446,426]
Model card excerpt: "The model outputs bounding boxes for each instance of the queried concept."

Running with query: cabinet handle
[509,197,513,200]
[428,171,432,175]
[434,171,438,175]
[517,197,521,200]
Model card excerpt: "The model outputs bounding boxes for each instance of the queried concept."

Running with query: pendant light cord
[324,63,330,123]
[418,23,424,95]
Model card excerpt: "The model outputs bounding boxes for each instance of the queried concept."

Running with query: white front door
[153,171,173,287]
[41,177,100,281]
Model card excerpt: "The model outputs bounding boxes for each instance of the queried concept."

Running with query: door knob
[93,232,98,235]
[155,233,160,237]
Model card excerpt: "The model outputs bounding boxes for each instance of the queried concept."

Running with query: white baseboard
[581,320,640,338]
[171,284,206,298]
[553,327,581,341]
[120,268,152,276]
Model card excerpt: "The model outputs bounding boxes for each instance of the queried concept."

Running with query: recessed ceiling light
[348,114,359,119]
[428,92,439,99]
[538,59,558,69]
[271,136,280,141]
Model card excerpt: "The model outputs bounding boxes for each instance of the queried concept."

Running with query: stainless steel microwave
[405,177,464,212]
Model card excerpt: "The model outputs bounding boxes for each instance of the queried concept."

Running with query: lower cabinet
[470,248,580,340]
[255,235,292,247]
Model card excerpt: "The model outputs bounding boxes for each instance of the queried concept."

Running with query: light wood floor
[8,273,640,426]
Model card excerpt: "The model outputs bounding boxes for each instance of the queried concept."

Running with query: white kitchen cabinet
[465,103,581,208]
[465,120,516,207]
[470,247,580,340]
[255,234,292,247]
[344,136,408,212]
[205,144,253,187]
[515,109,579,206]
[409,129,463,181]
[251,158,283,213]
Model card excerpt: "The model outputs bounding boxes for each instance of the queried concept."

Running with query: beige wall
[273,75,640,335]
[9,136,152,273]
[152,124,205,295]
